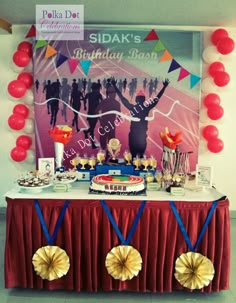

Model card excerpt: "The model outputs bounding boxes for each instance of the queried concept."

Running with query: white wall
[1,25,236,209]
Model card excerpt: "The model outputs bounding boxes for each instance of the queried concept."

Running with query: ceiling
[1,0,236,28]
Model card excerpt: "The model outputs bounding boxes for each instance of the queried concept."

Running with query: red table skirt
[5,198,230,292]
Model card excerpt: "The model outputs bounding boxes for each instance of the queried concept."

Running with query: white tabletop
[4,181,226,202]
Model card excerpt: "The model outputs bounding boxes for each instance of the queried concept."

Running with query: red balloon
[16,135,32,149]
[12,50,30,67]
[17,72,33,88]
[8,80,27,98]
[8,114,25,130]
[202,125,219,140]
[211,28,229,46]
[13,104,29,118]
[207,104,224,120]
[217,37,235,55]
[213,71,230,87]
[208,61,225,77]
[203,94,221,108]
[207,138,224,153]
[17,41,33,58]
[10,146,27,162]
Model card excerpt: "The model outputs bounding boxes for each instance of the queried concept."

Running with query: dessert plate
[18,183,53,193]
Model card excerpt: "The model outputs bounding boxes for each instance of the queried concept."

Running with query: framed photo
[196,165,213,188]
[38,158,55,176]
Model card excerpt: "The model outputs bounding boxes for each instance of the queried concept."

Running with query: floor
[0,211,235,303]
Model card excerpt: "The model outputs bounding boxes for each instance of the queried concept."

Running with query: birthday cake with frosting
[89,174,146,195]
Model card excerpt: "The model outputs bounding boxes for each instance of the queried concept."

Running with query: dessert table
[4,183,230,292]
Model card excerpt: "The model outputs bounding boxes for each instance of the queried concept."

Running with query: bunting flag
[25,25,37,38]
[68,58,79,74]
[144,29,159,41]
[152,40,166,53]
[190,74,201,89]
[34,37,48,50]
[178,68,190,81]
[56,53,68,68]
[80,60,92,76]
[168,59,181,73]
[45,45,57,59]
[142,28,201,88]
[159,50,173,62]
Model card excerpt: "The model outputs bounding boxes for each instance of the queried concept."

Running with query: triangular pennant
[178,68,190,81]
[45,45,57,59]
[34,37,48,49]
[190,74,201,89]
[25,25,37,38]
[80,60,92,76]
[168,59,181,73]
[56,53,68,68]
[144,29,159,41]
[68,58,79,74]
[159,50,173,62]
[152,40,166,53]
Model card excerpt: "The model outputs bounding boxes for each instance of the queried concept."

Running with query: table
[4,183,230,292]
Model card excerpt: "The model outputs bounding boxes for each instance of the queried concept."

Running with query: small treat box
[170,186,185,196]
[77,169,96,181]
[133,168,157,178]
[147,182,161,191]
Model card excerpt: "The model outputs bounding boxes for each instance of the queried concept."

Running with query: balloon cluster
[203,93,224,121]
[200,28,234,153]
[7,38,35,163]
[202,125,224,153]
[8,40,34,103]
[8,103,34,134]
[10,135,33,162]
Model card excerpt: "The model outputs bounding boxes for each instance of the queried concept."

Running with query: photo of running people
[33,27,202,171]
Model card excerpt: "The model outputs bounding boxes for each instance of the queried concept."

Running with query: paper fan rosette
[105,245,142,281]
[49,125,72,144]
[32,245,70,281]
[174,252,215,289]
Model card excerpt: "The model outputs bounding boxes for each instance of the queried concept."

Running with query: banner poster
[33,26,202,172]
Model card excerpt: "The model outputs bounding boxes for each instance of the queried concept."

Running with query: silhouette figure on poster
[43,80,52,114]
[83,82,103,149]
[143,78,147,91]
[105,78,112,98]
[95,86,121,152]
[128,78,136,99]
[123,78,127,92]
[55,79,61,96]
[61,78,71,122]
[111,78,170,159]
[148,79,154,97]
[70,79,84,132]
[35,79,39,93]
[97,79,102,91]
[154,77,159,93]
[82,78,87,93]
[49,81,61,127]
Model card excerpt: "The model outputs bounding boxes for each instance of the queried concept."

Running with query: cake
[89,174,146,195]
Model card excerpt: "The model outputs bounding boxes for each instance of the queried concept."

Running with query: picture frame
[196,165,213,188]
[38,158,55,176]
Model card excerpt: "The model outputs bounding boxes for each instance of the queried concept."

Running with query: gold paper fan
[175,252,215,289]
[105,245,142,281]
[32,245,70,281]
